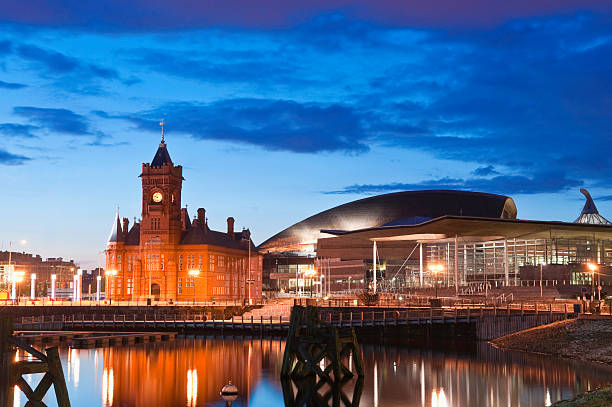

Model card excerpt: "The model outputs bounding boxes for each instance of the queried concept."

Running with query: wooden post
[47,347,71,407]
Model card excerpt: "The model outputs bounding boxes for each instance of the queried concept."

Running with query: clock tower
[139,124,184,246]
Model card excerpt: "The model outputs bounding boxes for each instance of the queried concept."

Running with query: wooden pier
[12,302,578,340]
[13,331,177,349]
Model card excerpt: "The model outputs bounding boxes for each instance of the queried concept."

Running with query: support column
[454,235,459,296]
[373,241,377,293]
[504,239,509,286]
[419,243,424,288]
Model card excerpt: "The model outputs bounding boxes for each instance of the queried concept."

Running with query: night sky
[1,1,611,268]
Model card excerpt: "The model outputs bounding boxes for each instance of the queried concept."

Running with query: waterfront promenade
[9,300,578,340]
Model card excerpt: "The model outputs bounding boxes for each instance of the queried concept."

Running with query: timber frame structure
[0,317,71,407]
[281,306,364,407]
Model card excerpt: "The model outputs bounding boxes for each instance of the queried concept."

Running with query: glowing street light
[30,273,36,300]
[587,263,600,300]
[51,274,57,300]
[188,269,200,305]
[96,275,102,302]
[428,264,444,299]
[106,269,118,304]
[77,269,83,303]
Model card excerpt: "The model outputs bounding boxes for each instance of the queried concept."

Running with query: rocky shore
[491,316,612,406]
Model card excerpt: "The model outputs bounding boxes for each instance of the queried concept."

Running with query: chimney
[122,218,129,237]
[227,217,235,238]
[197,208,206,226]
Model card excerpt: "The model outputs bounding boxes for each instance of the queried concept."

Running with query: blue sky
[1,1,611,268]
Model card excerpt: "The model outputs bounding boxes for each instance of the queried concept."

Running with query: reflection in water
[102,368,114,407]
[20,337,612,407]
[187,369,198,407]
[432,388,448,407]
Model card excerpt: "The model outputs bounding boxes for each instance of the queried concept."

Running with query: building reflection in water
[101,368,114,407]
[49,337,612,407]
[186,369,197,407]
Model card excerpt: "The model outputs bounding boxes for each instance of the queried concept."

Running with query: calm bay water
[14,336,612,407]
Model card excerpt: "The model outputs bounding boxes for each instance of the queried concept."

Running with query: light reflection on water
[16,337,612,407]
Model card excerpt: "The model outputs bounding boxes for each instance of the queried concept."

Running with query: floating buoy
[220,381,239,404]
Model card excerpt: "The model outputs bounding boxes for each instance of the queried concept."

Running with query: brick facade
[105,138,261,302]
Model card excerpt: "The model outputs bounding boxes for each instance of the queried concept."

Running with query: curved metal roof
[258,190,517,254]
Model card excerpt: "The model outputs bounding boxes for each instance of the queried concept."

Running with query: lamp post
[428,264,444,299]
[188,269,200,305]
[96,275,102,302]
[105,270,117,304]
[30,273,36,300]
[587,263,599,300]
[77,269,83,304]
[51,274,56,300]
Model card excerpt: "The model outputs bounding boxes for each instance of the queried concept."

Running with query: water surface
[14,336,612,407]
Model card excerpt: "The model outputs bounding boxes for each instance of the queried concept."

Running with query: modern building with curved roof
[258,190,517,255]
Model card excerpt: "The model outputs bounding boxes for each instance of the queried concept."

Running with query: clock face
[152,192,163,203]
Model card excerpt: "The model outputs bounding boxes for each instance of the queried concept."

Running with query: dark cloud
[0,123,38,138]
[363,13,612,185]
[0,79,26,89]
[327,172,582,195]
[0,148,29,165]
[127,48,305,86]
[16,44,79,73]
[14,43,119,80]
[0,1,610,31]
[472,166,499,176]
[116,99,369,153]
[13,106,91,135]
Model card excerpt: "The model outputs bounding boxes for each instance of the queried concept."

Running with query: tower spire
[159,119,165,145]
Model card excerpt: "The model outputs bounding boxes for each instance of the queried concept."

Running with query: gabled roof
[125,223,140,245]
[151,141,173,167]
[180,220,256,251]
[107,210,122,243]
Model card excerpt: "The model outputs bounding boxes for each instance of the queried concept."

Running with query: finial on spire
[159,119,165,144]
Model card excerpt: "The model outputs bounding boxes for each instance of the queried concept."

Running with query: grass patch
[552,385,612,406]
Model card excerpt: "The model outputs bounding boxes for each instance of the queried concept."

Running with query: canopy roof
[323,215,612,243]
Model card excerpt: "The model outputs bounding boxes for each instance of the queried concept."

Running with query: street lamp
[188,269,200,305]
[303,267,317,297]
[30,273,36,300]
[51,274,56,300]
[96,275,102,302]
[11,271,24,302]
[587,263,599,300]
[428,264,444,299]
[77,269,83,304]
[105,270,117,304]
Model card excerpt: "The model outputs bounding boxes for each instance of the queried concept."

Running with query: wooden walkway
[12,303,577,340]
[13,331,177,348]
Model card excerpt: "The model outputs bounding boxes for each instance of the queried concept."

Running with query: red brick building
[105,134,261,302]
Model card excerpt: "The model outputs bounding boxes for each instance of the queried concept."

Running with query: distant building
[105,131,261,302]
[258,190,516,294]
[0,252,78,298]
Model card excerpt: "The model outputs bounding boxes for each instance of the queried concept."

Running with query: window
[161,254,164,271]
[186,254,195,269]
[150,217,160,230]
[219,256,225,267]
[179,255,183,271]
[210,255,215,272]
[178,278,182,294]
[198,255,203,268]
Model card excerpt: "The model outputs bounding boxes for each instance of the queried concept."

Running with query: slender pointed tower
[574,188,611,224]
